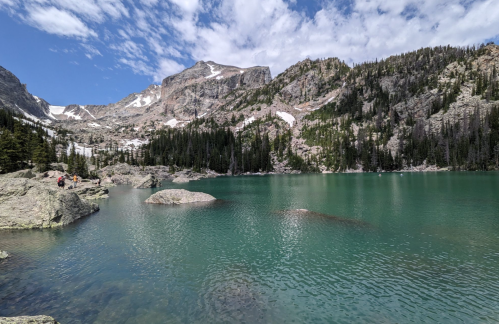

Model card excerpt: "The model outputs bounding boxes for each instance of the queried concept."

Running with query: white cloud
[81,43,102,59]
[3,0,499,86]
[156,58,185,82]
[164,0,499,76]
[25,5,97,38]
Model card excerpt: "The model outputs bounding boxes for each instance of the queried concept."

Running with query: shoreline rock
[145,189,216,205]
[0,178,99,230]
[133,174,162,189]
[0,250,8,259]
[0,316,59,324]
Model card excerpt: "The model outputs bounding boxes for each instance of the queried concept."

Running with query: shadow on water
[274,209,373,229]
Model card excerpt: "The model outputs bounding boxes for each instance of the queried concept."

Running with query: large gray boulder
[0,316,59,324]
[133,174,162,189]
[0,178,99,230]
[145,189,216,205]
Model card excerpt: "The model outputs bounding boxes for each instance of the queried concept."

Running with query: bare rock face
[133,174,162,189]
[0,178,99,230]
[0,316,59,324]
[0,65,50,119]
[145,189,216,205]
[161,61,271,115]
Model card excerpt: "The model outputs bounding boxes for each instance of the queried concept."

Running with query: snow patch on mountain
[68,143,92,157]
[80,105,96,119]
[243,116,255,126]
[122,138,148,150]
[276,111,295,127]
[205,64,221,79]
[165,118,179,127]
[64,108,82,120]
[126,94,153,108]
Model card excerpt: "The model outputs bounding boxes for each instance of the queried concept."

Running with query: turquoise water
[1,173,499,323]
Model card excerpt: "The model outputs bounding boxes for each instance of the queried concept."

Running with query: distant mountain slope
[2,44,499,172]
[0,66,51,122]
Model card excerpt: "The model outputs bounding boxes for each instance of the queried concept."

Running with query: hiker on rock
[73,174,79,188]
[57,176,65,190]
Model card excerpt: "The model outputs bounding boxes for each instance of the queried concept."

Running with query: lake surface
[1,173,499,323]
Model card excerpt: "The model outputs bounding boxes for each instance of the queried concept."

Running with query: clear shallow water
[1,173,499,323]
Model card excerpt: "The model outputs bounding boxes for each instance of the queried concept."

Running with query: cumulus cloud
[2,0,499,83]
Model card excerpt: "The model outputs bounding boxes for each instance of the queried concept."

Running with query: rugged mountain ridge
[2,44,499,172]
[0,66,51,120]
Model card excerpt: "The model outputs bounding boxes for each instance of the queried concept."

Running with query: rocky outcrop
[98,163,172,185]
[0,178,99,230]
[0,169,36,179]
[133,174,162,189]
[0,250,8,259]
[171,169,219,183]
[0,316,59,324]
[145,189,216,205]
[73,186,109,200]
[172,176,191,183]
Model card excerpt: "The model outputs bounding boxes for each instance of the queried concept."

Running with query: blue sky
[0,0,498,106]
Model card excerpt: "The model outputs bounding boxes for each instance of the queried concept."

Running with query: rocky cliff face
[161,61,271,116]
[0,66,51,120]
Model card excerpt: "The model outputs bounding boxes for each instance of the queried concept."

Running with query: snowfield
[88,123,101,128]
[63,109,82,120]
[17,106,51,125]
[80,105,96,119]
[122,139,148,150]
[243,116,255,127]
[205,64,221,79]
[68,143,92,157]
[165,118,179,127]
[276,111,295,127]
[126,94,154,108]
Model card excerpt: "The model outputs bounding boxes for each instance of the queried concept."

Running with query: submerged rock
[278,209,371,227]
[0,178,99,230]
[0,316,59,324]
[145,189,216,205]
[133,174,162,189]
[0,250,8,259]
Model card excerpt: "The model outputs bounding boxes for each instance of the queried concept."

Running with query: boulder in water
[145,189,216,205]
[0,178,99,230]
[0,250,8,259]
[0,315,60,323]
[133,174,162,189]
